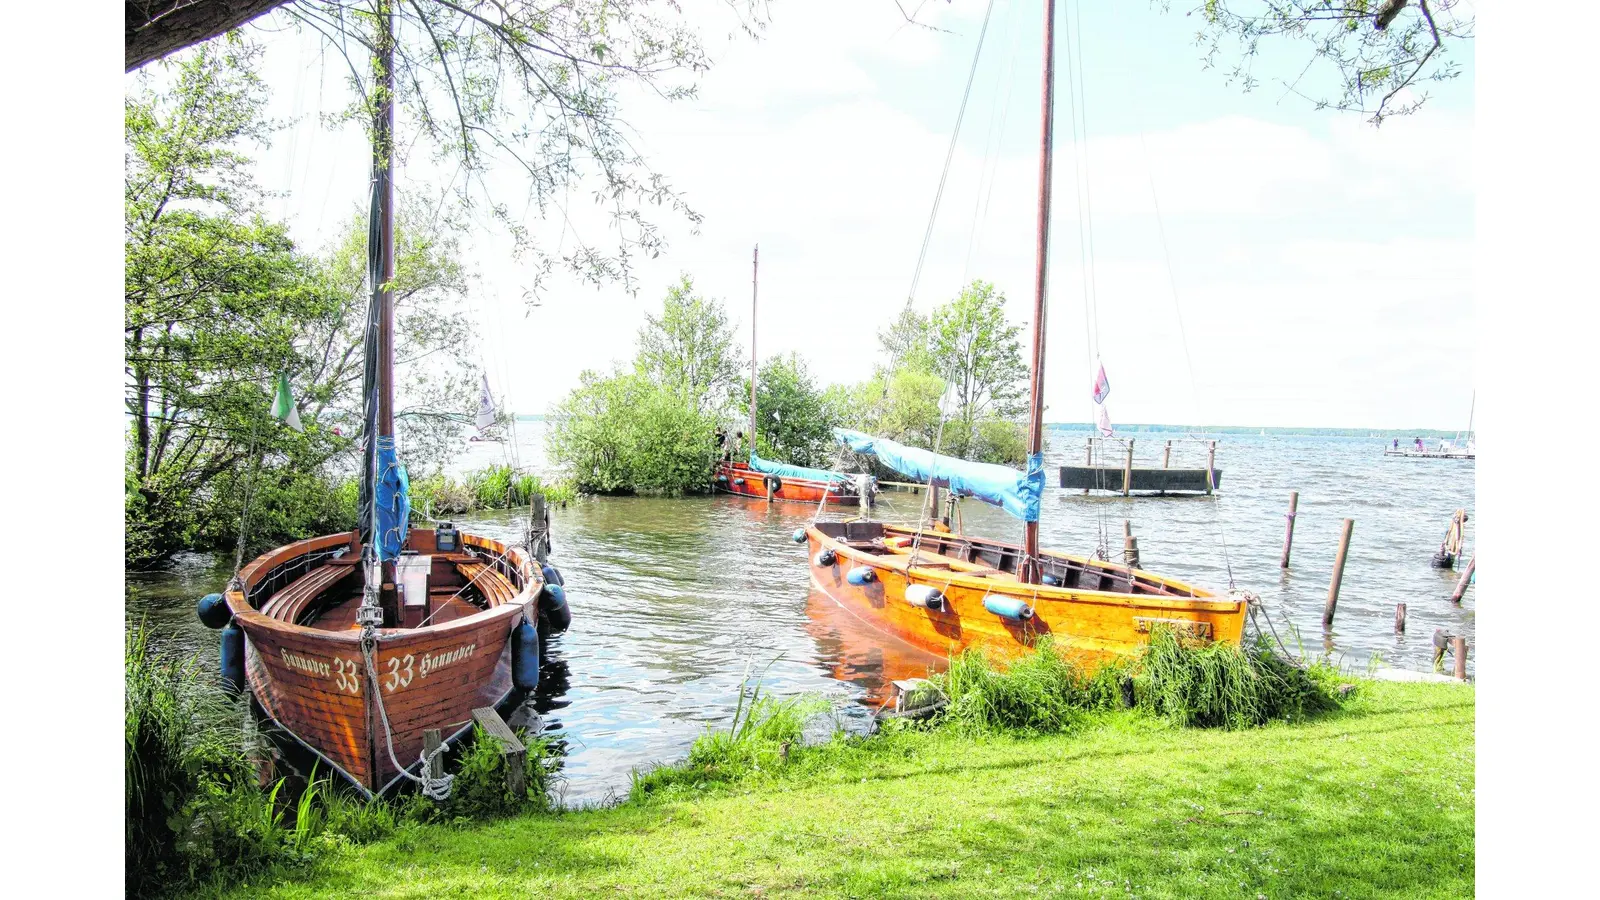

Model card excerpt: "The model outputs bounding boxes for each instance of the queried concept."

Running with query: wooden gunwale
[223,529,540,795]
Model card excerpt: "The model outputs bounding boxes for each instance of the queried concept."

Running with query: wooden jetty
[1058,437,1221,496]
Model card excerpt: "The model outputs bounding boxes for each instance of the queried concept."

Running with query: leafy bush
[441,724,557,820]
[548,369,717,495]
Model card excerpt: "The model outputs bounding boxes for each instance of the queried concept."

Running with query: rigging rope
[905,0,998,307]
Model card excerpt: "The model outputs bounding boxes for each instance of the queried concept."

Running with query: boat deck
[256,549,523,631]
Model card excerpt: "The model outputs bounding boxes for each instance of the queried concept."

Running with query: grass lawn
[225,680,1473,899]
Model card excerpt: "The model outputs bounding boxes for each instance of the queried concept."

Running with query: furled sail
[356,176,409,563]
[747,453,852,483]
[833,428,1043,522]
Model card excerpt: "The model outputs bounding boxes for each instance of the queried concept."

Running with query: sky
[200,0,1475,430]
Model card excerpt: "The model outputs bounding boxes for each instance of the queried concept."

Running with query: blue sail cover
[833,428,1044,522]
[374,435,410,562]
[747,453,851,484]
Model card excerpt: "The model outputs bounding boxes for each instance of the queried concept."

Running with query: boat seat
[260,563,358,625]
[456,561,518,608]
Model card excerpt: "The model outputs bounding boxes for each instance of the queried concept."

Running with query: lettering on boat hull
[1133,617,1213,639]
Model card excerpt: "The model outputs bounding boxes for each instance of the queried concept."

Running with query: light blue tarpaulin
[833,428,1044,522]
[747,453,852,483]
[374,435,410,562]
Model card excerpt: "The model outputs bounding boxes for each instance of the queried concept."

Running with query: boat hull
[225,531,536,796]
[713,461,860,506]
[805,523,1245,670]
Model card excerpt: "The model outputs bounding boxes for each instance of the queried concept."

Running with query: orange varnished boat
[797,0,1251,671]
[222,527,545,795]
[805,521,1245,670]
[712,460,863,506]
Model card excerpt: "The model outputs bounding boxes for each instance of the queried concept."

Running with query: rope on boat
[360,625,455,801]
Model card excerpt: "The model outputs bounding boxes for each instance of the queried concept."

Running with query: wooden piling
[1206,441,1217,496]
[423,728,443,783]
[1323,518,1355,627]
[1084,437,1092,495]
[1122,440,1134,497]
[1450,556,1475,603]
[1280,491,1299,568]
[1451,636,1468,681]
[1163,440,1172,469]
[1394,602,1406,634]
[1123,520,1140,569]
[472,707,528,797]
[530,492,549,563]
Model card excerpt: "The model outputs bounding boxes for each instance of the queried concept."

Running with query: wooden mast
[1021,0,1057,584]
[374,0,397,603]
[749,244,759,457]
[376,0,396,441]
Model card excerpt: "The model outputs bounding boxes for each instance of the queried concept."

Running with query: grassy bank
[216,679,1472,898]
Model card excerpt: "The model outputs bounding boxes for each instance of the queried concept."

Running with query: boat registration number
[1134,617,1212,639]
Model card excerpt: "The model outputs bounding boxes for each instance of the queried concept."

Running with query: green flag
[272,373,304,431]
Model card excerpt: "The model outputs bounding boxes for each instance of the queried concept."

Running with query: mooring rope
[360,627,454,800]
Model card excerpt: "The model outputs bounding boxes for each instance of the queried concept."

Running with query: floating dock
[1060,437,1221,496]
[1059,465,1222,494]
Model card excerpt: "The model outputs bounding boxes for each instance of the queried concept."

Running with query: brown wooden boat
[712,459,862,506]
[200,4,570,799]
[805,521,1245,670]
[222,527,543,795]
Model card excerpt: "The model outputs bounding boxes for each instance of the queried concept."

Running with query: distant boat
[712,244,873,507]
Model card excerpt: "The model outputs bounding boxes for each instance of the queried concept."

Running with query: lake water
[126,425,1475,805]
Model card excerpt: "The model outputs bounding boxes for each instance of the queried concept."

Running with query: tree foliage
[547,276,741,494]
[637,275,743,417]
[739,353,840,468]
[270,0,767,297]
[1167,0,1473,123]
[929,280,1028,460]
[126,42,478,567]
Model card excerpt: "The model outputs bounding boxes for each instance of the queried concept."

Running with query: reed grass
[934,637,1093,734]
[630,674,829,799]
[1135,626,1340,729]
[411,467,578,518]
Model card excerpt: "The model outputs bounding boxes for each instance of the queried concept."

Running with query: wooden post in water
[1451,636,1468,681]
[1280,491,1299,568]
[1394,602,1407,634]
[1323,518,1355,627]
[1123,519,1140,569]
[1083,437,1092,495]
[423,728,443,784]
[1450,556,1475,603]
[1122,440,1134,497]
[1206,440,1217,496]
[529,492,548,563]
[1163,440,1172,468]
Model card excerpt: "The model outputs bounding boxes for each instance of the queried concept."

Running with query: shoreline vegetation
[130,625,1474,898]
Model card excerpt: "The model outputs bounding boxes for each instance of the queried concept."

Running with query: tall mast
[749,244,759,456]
[1021,0,1057,584]
[376,0,396,438]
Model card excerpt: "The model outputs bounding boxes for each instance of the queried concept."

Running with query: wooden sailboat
[712,244,874,506]
[198,5,570,797]
[803,0,1246,668]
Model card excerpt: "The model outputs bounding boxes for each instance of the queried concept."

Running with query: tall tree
[928,280,1027,459]
[636,275,743,418]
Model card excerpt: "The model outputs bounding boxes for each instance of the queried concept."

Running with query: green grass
[213,680,1473,899]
